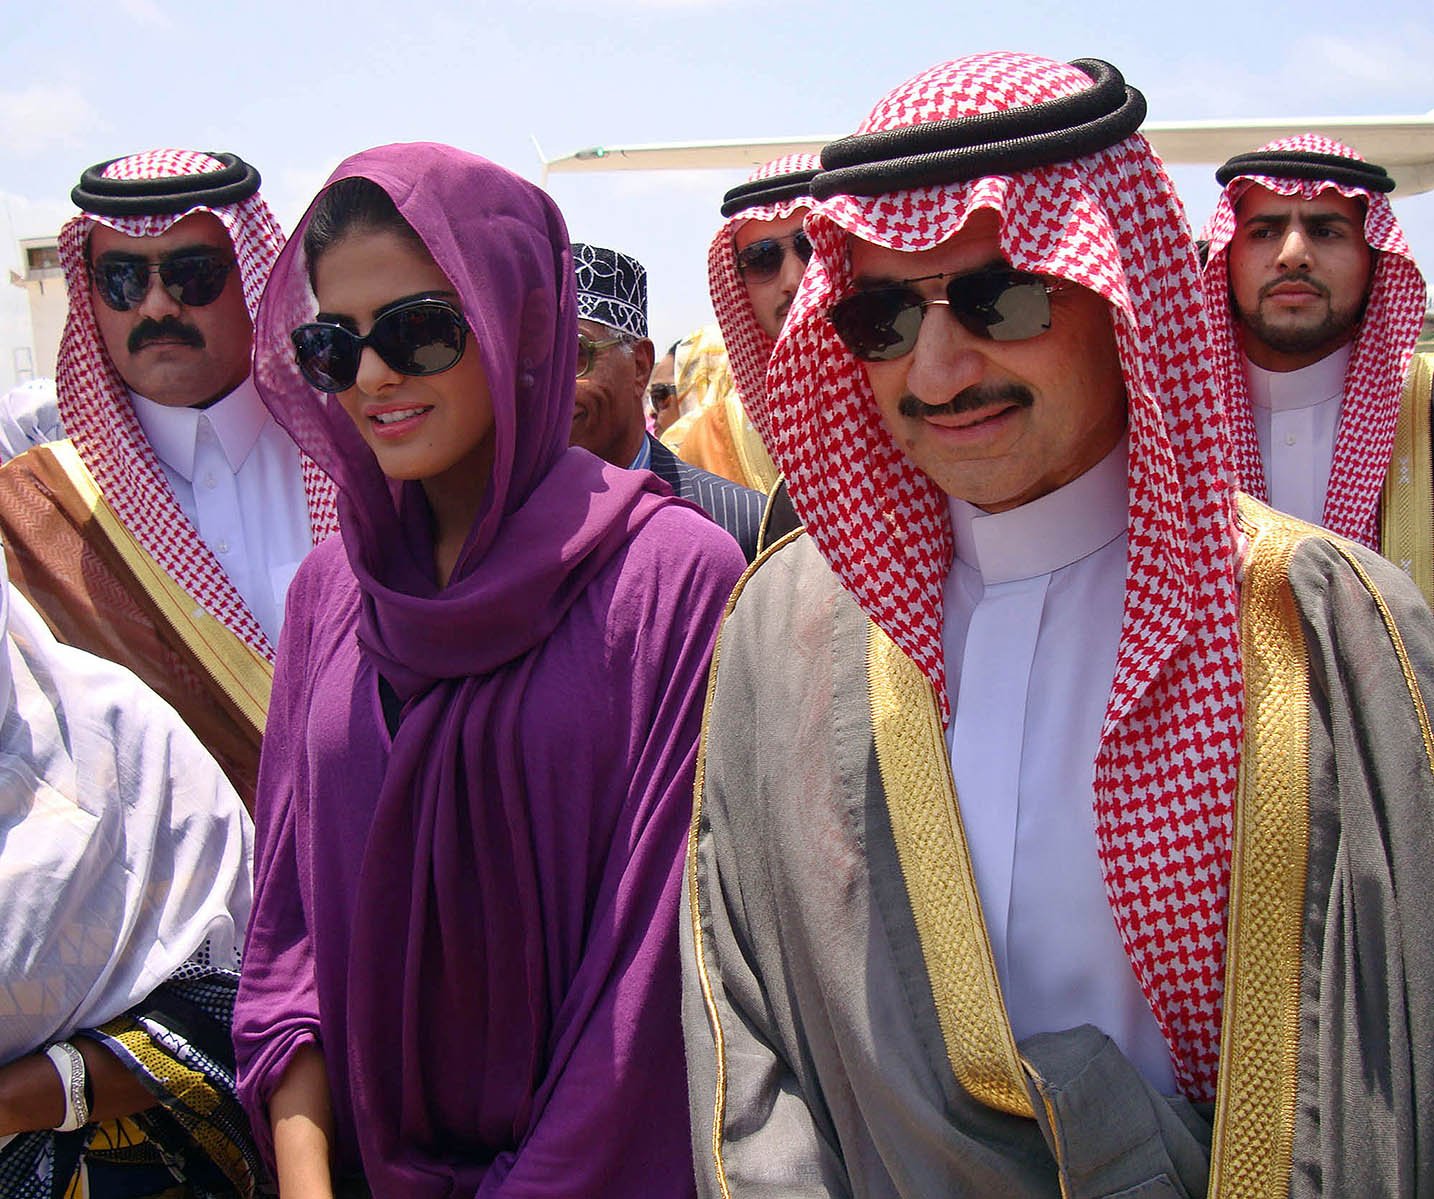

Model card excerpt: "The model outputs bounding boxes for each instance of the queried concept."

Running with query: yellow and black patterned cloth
[0,973,264,1198]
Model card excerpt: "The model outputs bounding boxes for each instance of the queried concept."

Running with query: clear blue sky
[1,0,1430,389]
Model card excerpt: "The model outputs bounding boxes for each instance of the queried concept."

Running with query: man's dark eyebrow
[851,257,1008,290]
[1243,210,1357,229]
[94,242,229,263]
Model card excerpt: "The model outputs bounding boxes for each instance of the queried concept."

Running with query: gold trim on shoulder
[1380,351,1434,607]
[41,440,272,735]
[1211,495,1312,1199]
[866,619,1033,1119]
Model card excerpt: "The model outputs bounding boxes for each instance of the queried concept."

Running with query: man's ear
[632,337,656,400]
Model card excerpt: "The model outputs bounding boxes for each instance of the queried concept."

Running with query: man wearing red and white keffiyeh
[704,153,819,539]
[1201,135,1430,585]
[683,53,1434,1199]
[34,149,336,656]
[0,150,338,807]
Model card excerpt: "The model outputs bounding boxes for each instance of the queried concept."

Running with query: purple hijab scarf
[252,141,661,684]
[236,144,733,1195]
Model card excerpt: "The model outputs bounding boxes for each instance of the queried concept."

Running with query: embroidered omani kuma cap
[572,243,647,338]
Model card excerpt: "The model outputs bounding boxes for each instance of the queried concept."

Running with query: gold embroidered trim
[1211,496,1311,1199]
[688,527,804,1199]
[866,620,1032,1118]
[44,440,273,734]
[1380,352,1434,607]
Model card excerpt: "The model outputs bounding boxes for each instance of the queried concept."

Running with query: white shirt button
[216,540,231,555]
[203,472,218,489]
[1285,432,1297,446]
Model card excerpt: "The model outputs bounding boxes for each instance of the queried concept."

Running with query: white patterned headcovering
[572,242,648,338]
[765,53,1244,1101]
[56,149,339,659]
[708,153,820,415]
[1201,134,1427,547]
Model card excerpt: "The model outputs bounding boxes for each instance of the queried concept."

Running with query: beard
[1231,275,1364,358]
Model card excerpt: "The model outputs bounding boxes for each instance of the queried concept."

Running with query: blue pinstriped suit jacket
[644,434,764,563]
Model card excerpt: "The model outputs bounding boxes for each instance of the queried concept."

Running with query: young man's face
[1226,185,1373,372]
[87,212,253,408]
[850,209,1127,513]
[735,210,811,340]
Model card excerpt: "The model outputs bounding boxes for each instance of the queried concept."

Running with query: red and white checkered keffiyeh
[764,52,1243,1100]
[1201,134,1427,547]
[56,149,339,658]
[708,154,820,411]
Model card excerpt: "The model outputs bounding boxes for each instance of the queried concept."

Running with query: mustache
[898,382,1035,420]
[128,316,205,354]
[1258,272,1330,302]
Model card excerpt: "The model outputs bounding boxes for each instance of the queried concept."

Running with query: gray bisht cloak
[683,497,1434,1198]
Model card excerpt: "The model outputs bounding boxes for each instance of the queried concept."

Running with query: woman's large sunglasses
[734,230,814,284]
[291,298,468,393]
[828,266,1071,362]
[90,250,233,312]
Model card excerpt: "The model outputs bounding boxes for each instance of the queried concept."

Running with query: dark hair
[303,175,428,285]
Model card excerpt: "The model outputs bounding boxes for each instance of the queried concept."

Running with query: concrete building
[8,235,66,381]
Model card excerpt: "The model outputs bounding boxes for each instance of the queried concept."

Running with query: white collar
[1244,343,1351,413]
[948,435,1129,584]
[130,375,269,481]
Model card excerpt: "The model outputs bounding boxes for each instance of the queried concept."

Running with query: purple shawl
[234,143,743,1194]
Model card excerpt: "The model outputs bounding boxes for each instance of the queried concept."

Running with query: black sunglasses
[291,298,468,393]
[577,332,630,379]
[90,250,233,312]
[648,382,678,408]
[828,266,1071,362]
[734,230,814,284]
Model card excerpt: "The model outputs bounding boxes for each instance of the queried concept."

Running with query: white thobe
[131,377,311,646]
[0,377,62,462]
[942,436,1177,1094]
[1244,345,1350,526]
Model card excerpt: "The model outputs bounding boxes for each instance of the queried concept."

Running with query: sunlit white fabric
[1245,345,1350,526]
[942,437,1175,1091]
[0,379,62,463]
[0,549,252,1062]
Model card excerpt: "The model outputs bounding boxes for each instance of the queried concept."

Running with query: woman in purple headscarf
[232,143,744,1196]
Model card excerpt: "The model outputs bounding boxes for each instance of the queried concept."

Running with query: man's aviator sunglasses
[291,298,468,393]
[734,230,814,284]
[828,265,1071,362]
[90,250,233,312]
